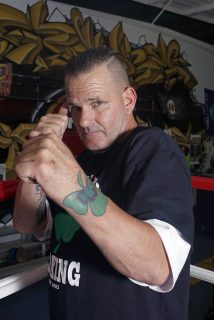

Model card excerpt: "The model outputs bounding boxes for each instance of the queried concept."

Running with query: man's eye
[92,101,102,108]
[68,104,81,112]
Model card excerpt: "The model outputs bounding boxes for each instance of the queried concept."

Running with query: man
[14,47,194,319]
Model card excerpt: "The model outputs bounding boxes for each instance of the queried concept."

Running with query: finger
[29,127,54,138]
[29,130,52,138]
[41,113,67,120]
[39,114,68,130]
[30,118,66,138]
[21,134,52,155]
[58,106,68,116]
[29,130,43,138]
[29,113,68,141]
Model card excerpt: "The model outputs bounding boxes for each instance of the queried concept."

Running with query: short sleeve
[122,127,194,246]
[129,219,191,292]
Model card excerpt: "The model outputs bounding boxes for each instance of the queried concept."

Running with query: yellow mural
[0,123,35,179]
[0,1,199,179]
[0,0,197,90]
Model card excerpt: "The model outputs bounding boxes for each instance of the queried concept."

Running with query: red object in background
[0,179,18,201]
[191,176,214,191]
[1,175,214,202]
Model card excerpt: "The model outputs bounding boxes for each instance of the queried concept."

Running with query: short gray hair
[65,47,129,88]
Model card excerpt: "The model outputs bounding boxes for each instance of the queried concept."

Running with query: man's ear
[123,87,137,115]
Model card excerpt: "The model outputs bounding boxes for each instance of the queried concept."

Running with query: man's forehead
[65,86,105,105]
[65,73,112,100]
[66,82,105,96]
[66,65,112,83]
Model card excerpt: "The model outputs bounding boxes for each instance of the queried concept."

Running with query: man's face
[66,65,136,151]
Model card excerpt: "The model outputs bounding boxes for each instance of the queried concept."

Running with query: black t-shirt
[48,126,194,320]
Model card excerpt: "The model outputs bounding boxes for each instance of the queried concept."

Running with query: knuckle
[37,161,49,175]
[54,122,61,130]
[39,115,47,123]
[37,147,49,158]
[39,136,53,148]
[61,114,67,121]
[39,134,57,150]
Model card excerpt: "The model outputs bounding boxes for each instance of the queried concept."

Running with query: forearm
[14,134,170,284]
[13,111,68,234]
[63,197,170,285]
[13,181,47,235]
[56,170,170,285]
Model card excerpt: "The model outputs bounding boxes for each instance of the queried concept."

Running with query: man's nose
[79,108,94,128]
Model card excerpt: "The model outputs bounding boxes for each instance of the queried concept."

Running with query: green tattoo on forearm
[63,171,108,216]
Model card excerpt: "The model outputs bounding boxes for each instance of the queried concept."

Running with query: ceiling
[132,0,214,25]
[56,0,214,45]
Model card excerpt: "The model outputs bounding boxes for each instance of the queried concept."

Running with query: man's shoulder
[128,126,171,150]
[133,126,169,140]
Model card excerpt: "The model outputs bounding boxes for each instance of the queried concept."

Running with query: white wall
[1,0,214,103]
